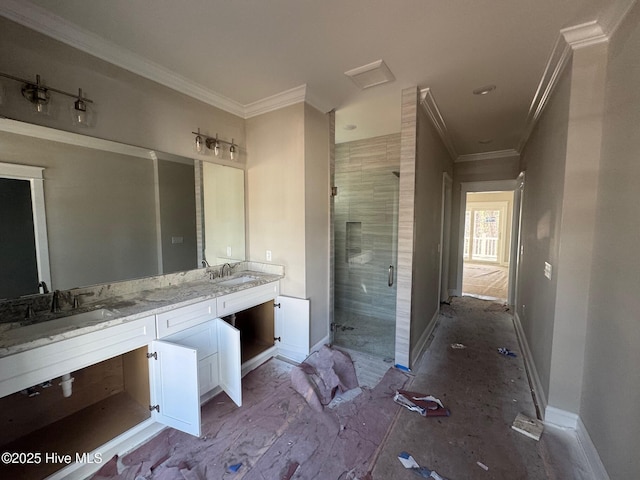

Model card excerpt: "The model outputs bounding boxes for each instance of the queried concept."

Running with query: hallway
[371,296,590,479]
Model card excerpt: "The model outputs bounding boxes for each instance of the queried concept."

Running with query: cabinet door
[150,340,201,437]
[275,295,310,362]
[216,318,242,407]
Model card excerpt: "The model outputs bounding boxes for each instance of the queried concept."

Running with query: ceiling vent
[345,59,395,89]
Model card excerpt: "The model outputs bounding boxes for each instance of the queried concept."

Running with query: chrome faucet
[50,290,61,313]
[222,263,232,277]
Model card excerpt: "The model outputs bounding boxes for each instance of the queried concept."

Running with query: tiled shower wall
[334,133,400,320]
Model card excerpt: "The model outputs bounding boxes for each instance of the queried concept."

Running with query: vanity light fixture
[192,130,239,160]
[0,71,94,123]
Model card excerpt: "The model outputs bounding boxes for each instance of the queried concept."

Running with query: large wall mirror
[0,119,246,300]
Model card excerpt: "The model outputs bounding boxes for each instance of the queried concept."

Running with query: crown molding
[517,33,572,153]
[456,149,520,163]
[244,84,307,118]
[419,88,458,161]
[0,0,338,120]
[561,21,607,49]
[518,0,636,152]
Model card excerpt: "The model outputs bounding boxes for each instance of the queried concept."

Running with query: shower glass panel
[333,136,399,360]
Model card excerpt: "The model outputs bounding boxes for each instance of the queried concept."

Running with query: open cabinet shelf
[225,301,275,364]
[0,348,150,479]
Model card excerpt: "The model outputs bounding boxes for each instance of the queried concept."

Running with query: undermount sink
[19,308,115,330]
[59,308,115,323]
[217,275,258,287]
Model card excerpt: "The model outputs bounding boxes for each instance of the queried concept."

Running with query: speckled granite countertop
[0,262,284,358]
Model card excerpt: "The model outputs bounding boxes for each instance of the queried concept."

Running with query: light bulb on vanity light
[195,133,204,154]
[72,88,89,126]
[229,139,236,160]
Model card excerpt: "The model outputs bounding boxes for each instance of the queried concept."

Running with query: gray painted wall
[246,103,330,348]
[517,61,571,399]
[516,7,640,477]
[411,98,454,353]
[580,3,640,477]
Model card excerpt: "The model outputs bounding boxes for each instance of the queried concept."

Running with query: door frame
[511,172,526,309]
[456,179,518,304]
[438,172,453,303]
[0,162,51,292]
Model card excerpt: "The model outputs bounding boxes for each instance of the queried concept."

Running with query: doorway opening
[462,190,514,302]
[331,135,400,360]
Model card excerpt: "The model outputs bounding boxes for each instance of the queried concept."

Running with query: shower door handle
[388,265,394,287]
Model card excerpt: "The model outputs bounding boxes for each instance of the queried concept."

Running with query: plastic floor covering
[91,356,409,480]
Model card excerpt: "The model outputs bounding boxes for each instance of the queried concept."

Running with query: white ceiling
[2,0,630,154]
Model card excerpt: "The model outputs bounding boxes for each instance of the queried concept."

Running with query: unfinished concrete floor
[371,296,593,480]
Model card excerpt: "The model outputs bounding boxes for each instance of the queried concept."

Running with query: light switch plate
[266,250,272,261]
[544,262,552,279]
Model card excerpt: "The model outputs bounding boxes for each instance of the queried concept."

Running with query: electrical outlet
[171,236,183,244]
[226,246,232,257]
[544,262,552,279]
[266,250,272,261]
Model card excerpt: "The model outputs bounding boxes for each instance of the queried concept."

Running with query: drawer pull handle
[274,302,281,308]
[147,352,157,360]
[274,336,281,342]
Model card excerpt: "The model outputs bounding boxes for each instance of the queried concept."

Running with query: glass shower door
[332,141,399,360]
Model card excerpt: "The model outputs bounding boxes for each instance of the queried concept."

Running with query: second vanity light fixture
[0,71,94,126]
[193,129,238,160]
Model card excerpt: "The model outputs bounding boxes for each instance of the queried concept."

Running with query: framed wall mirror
[0,118,246,300]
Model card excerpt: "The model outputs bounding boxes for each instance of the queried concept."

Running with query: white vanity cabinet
[150,299,242,437]
[0,315,156,398]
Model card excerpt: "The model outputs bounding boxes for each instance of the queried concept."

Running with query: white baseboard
[513,312,548,415]
[576,416,611,480]
[311,334,330,354]
[410,309,439,366]
[545,405,579,429]
[544,407,611,480]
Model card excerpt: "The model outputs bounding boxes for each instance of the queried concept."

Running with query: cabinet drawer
[163,321,218,360]
[216,282,280,316]
[156,299,217,338]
